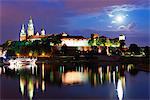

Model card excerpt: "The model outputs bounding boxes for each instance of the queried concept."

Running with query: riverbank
[1,55,149,71]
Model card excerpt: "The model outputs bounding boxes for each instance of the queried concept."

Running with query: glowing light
[0,50,7,59]
[28,80,34,100]
[20,76,25,96]
[62,71,88,84]
[117,79,123,100]
[113,71,116,87]
[42,63,44,79]
[29,52,32,57]
[42,80,45,92]
[36,80,39,89]
[0,67,2,75]
[127,64,134,71]
[115,15,125,23]
[8,58,37,70]
[119,35,125,41]
[94,74,97,86]
[41,52,45,56]
[61,39,89,46]
[16,53,20,57]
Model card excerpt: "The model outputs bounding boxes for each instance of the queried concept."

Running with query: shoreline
[1,55,149,72]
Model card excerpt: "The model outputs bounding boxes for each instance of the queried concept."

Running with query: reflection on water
[0,58,149,99]
[117,79,123,100]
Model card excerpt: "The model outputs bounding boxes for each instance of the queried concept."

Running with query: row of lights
[16,52,46,57]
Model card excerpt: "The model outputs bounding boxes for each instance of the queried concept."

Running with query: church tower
[20,24,26,41]
[27,16,34,36]
[41,28,46,36]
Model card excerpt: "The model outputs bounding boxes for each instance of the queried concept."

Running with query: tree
[2,40,12,49]
[51,35,62,45]
[61,44,67,55]
[88,39,94,46]
[99,38,106,46]
[129,44,140,55]
[120,40,125,48]
[144,46,149,57]
[88,37,106,46]
[105,38,111,47]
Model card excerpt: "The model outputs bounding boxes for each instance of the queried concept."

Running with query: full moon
[115,15,124,23]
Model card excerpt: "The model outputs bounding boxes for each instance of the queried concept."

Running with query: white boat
[7,58,37,70]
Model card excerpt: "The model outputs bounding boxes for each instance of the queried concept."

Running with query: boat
[7,58,37,70]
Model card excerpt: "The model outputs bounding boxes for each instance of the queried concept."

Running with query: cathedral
[19,17,89,47]
[19,17,125,48]
[19,17,46,41]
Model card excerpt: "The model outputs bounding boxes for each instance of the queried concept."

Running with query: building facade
[20,17,46,41]
[19,17,125,48]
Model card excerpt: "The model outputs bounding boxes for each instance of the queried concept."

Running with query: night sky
[0,0,149,46]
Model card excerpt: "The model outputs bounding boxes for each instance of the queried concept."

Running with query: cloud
[64,0,149,15]
[107,25,113,28]
[106,4,149,17]
[111,21,117,24]
[117,22,136,31]
[108,14,114,17]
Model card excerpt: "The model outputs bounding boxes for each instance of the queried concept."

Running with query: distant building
[119,34,125,41]
[20,24,26,41]
[91,33,99,39]
[20,17,47,42]
[19,17,125,49]
[27,16,34,36]
[61,35,89,47]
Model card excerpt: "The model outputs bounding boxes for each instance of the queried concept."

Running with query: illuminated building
[20,24,26,41]
[19,17,47,42]
[41,28,46,36]
[19,17,126,48]
[119,34,125,41]
[91,33,99,39]
[27,16,34,36]
[61,36,89,47]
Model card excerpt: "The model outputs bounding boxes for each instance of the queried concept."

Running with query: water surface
[0,60,149,99]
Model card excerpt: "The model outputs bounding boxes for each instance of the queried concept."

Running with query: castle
[19,17,125,48]
[19,17,47,41]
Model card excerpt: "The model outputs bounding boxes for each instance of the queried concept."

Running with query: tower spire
[29,16,32,20]
[27,16,34,36]
[41,28,45,36]
[20,24,26,35]
[20,24,26,41]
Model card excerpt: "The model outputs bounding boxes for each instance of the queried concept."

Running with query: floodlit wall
[61,39,89,47]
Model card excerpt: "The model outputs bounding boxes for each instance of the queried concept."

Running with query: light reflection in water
[0,67,2,75]
[3,67,5,73]
[117,79,123,100]
[62,71,88,84]
[42,63,45,79]
[127,64,134,72]
[28,79,34,100]
[113,71,116,87]
[1,59,137,100]
[7,58,37,70]
[20,76,25,96]
[42,80,45,92]
[36,80,39,89]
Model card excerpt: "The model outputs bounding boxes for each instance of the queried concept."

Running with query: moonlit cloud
[117,22,136,31]
[108,26,113,28]
[105,4,149,16]
[111,14,127,24]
